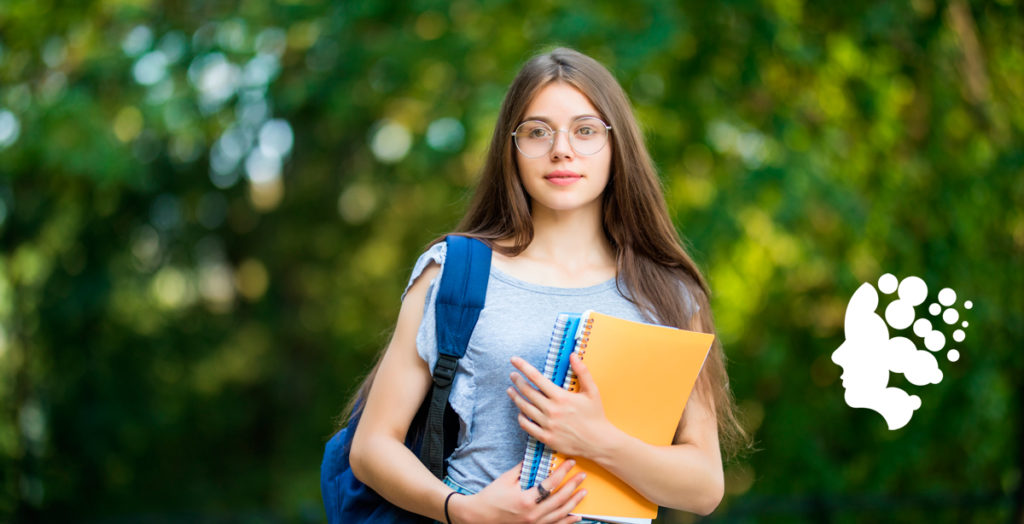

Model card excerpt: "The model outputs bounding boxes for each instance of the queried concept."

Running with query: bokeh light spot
[255,27,287,57]
[199,261,235,312]
[249,177,284,212]
[133,50,169,86]
[0,110,21,148]
[245,148,282,184]
[370,120,412,163]
[122,25,154,57]
[157,31,187,63]
[42,37,67,68]
[258,119,294,158]
[151,267,195,309]
[415,11,447,40]
[338,183,378,224]
[113,107,144,142]
[236,258,269,300]
[426,117,465,153]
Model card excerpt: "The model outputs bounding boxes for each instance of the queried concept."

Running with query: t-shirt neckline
[488,264,619,295]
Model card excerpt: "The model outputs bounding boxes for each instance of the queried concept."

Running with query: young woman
[349,47,746,523]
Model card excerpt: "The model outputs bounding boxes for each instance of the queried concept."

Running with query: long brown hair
[345,47,749,459]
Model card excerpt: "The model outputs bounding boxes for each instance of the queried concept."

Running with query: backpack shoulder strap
[420,235,491,478]
[435,235,491,362]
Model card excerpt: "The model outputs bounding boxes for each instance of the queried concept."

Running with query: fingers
[541,458,576,490]
[509,373,550,410]
[517,413,546,442]
[510,357,562,397]
[546,486,587,524]
[507,386,546,424]
[537,470,587,524]
[498,461,524,484]
[568,353,596,394]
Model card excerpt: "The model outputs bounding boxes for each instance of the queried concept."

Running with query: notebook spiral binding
[519,314,597,491]
[567,316,594,392]
[519,314,574,491]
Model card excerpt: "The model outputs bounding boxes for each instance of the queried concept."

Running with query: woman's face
[514,82,612,217]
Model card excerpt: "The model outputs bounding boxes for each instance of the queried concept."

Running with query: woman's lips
[544,170,582,186]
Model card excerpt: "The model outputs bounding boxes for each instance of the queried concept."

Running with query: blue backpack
[321,236,491,523]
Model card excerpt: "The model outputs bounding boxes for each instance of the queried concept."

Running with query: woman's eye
[528,128,550,139]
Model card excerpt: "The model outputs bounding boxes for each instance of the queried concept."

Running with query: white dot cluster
[876,274,971,364]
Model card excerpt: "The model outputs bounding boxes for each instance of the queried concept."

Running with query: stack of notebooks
[519,311,715,524]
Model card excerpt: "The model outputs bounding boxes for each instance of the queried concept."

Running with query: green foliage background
[1,0,1021,522]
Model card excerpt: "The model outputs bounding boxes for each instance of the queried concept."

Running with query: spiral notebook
[519,311,715,524]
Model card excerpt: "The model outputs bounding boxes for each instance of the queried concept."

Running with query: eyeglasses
[511,116,612,158]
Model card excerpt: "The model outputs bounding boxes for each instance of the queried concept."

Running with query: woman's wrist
[589,419,628,465]
[446,491,473,524]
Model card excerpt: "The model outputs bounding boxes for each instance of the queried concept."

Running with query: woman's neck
[521,204,615,272]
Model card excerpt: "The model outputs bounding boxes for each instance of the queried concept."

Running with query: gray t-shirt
[402,242,696,494]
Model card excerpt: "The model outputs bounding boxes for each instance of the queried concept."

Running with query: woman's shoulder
[401,241,447,301]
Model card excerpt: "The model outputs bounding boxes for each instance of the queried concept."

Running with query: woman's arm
[349,263,454,520]
[583,375,724,515]
[350,262,589,523]
[508,316,725,516]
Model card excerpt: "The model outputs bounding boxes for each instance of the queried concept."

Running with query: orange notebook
[548,311,714,524]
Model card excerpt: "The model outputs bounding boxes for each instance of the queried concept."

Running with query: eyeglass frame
[510,116,613,158]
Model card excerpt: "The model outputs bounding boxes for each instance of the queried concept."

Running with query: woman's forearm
[588,426,724,516]
[349,431,452,521]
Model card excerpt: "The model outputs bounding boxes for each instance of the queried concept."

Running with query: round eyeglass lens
[513,121,554,158]
[569,117,609,156]
[513,117,610,158]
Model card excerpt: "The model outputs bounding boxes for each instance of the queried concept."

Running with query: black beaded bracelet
[444,491,461,524]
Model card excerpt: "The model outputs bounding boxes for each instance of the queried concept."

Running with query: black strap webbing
[421,356,457,478]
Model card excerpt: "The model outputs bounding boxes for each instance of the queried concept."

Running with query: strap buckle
[433,354,458,387]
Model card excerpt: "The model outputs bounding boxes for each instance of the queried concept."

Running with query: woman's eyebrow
[521,114,600,124]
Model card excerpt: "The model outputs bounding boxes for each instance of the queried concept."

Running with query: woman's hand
[507,354,614,458]
[449,459,586,524]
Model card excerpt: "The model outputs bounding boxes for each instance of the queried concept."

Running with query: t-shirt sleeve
[400,242,475,442]
[401,242,447,371]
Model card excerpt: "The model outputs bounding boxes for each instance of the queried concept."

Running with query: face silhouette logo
[831,274,971,430]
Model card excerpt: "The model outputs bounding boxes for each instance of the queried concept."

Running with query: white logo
[831,274,971,430]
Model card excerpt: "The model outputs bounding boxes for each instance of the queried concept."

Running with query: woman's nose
[550,130,573,158]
